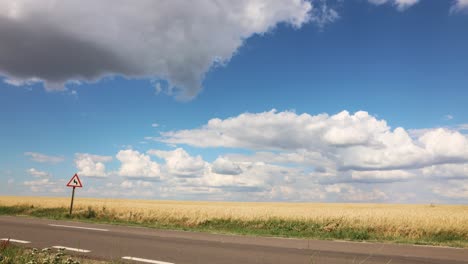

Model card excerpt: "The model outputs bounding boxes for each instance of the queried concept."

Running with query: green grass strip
[0,205,466,248]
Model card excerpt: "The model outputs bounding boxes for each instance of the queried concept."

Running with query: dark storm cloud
[0,0,313,99]
[0,16,133,89]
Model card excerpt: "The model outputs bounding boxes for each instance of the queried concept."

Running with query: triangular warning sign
[67,174,83,188]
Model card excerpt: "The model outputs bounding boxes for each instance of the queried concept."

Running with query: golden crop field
[1,196,467,246]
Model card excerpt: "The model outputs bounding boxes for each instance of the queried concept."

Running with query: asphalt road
[1,216,467,264]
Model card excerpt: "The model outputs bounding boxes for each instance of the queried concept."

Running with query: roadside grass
[0,239,116,264]
[1,203,466,248]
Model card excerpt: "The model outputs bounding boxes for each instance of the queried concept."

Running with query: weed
[0,244,109,264]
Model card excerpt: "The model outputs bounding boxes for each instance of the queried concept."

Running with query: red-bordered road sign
[66,174,83,188]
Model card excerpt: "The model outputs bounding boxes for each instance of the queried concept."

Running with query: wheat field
[1,196,467,245]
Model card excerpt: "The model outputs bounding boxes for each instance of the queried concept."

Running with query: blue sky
[1,0,468,203]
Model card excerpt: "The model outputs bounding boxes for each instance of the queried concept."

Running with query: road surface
[1,216,467,264]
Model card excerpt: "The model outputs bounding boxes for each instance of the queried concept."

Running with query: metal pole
[69,186,76,215]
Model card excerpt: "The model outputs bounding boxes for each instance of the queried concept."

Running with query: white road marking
[1,238,31,244]
[48,224,109,232]
[52,246,91,253]
[122,256,174,264]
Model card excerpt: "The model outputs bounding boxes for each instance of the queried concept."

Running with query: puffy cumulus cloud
[226,150,335,173]
[422,164,468,179]
[0,0,312,99]
[196,162,272,192]
[346,128,468,171]
[55,145,466,202]
[146,150,294,195]
[338,127,423,171]
[143,148,299,194]
[27,168,51,178]
[62,109,468,202]
[160,110,468,173]
[24,152,64,163]
[160,110,388,150]
[116,149,161,179]
[148,148,206,177]
[419,128,468,162]
[451,0,468,13]
[195,161,287,192]
[368,0,420,11]
[211,157,243,175]
[321,110,388,147]
[340,128,468,171]
[74,153,112,177]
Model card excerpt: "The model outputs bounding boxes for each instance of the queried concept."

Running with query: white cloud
[148,148,206,178]
[419,128,468,162]
[451,0,468,13]
[74,153,112,177]
[23,178,64,193]
[322,110,388,147]
[346,188,389,202]
[157,186,224,199]
[160,110,388,150]
[24,178,52,192]
[351,170,414,182]
[37,144,466,202]
[309,0,339,28]
[368,0,420,11]
[116,149,161,179]
[154,82,163,95]
[433,180,468,199]
[198,161,282,191]
[22,109,464,202]
[226,150,335,173]
[211,157,243,175]
[457,124,468,131]
[24,152,64,164]
[0,0,313,99]
[120,180,153,189]
[70,90,78,98]
[27,168,51,178]
[145,147,300,193]
[23,166,65,193]
[4,77,41,87]
[394,0,420,10]
[444,114,454,121]
[340,128,468,171]
[159,110,468,172]
[266,185,326,201]
[422,163,468,179]
[151,123,159,128]
[325,184,388,202]
[150,150,295,194]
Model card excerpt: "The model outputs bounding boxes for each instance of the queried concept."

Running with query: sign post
[70,186,76,215]
[66,173,83,215]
